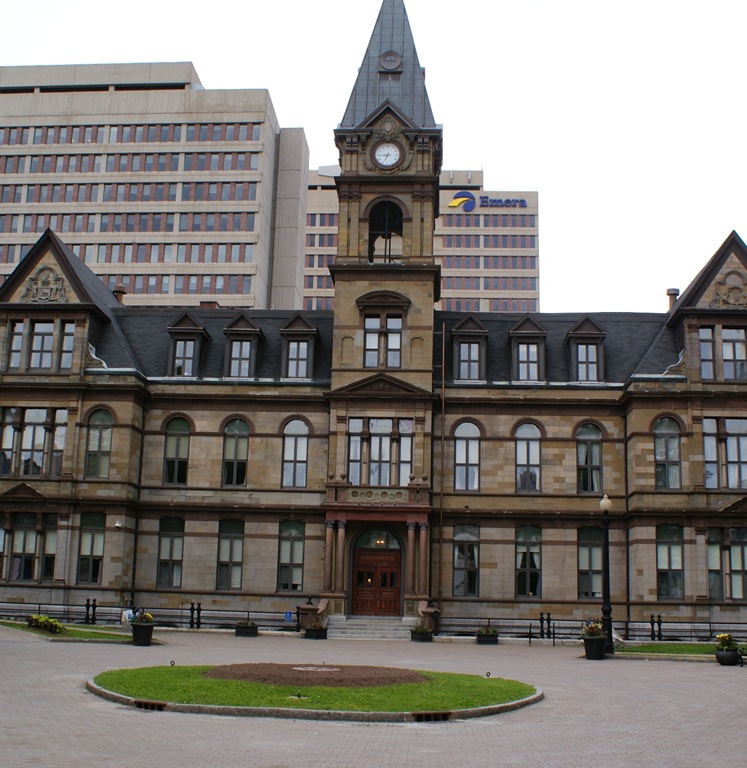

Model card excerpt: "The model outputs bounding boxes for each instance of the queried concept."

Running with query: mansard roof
[437,311,678,383]
[340,0,436,129]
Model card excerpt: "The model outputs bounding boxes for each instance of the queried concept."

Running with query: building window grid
[515,526,541,598]
[654,417,681,489]
[704,418,747,489]
[222,419,249,486]
[730,529,747,600]
[457,341,481,380]
[707,529,724,600]
[452,525,479,597]
[216,520,244,590]
[286,340,309,379]
[163,418,190,485]
[157,519,184,588]
[576,424,603,493]
[656,524,684,599]
[10,517,36,581]
[576,343,598,382]
[517,342,539,381]
[515,423,541,492]
[722,328,747,380]
[77,512,105,585]
[454,422,480,491]
[347,417,413,487]
[277,520,305,592]
[577,527,603,598]
[282,420,309,488]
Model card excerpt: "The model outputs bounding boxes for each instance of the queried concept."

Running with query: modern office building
[0,62,308,309]
[303,167,538,312]
[0,0,745,636]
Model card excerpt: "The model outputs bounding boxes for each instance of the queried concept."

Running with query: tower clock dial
[373,141,402,168]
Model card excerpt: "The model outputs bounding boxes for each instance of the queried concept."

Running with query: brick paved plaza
[1,624,744,767]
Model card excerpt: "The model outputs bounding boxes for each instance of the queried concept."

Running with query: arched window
[222,418,249,486]
[515,423,541,492]
[85,409,113,479]
[454,422,480,491]
[163,417,190,485]
[576,423,602,493]
[368,201,403,263]
[282,419,308,488]
[654,417,681,489]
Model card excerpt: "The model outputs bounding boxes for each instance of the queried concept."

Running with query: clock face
[374,141,401,167]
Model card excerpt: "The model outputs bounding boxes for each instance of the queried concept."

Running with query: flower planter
[582,636,606,660]
[235,624,258,637]
[476,633,498,646]
[131,623,154,646]
[715,649,741,666]
[410,630,433,643]
[304,626,327,639]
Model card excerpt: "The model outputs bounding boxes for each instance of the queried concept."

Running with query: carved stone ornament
[374,116,402,141]
[21,266,68,304]
[709,272,747,308]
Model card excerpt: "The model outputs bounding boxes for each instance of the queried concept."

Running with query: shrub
[27,614,67,634]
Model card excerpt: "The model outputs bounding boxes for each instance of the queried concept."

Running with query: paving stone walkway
[1,625,743,767]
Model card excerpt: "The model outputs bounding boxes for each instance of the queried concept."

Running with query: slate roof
[436,311,678,384]
[340,0,436,129]
[96,307,335,382]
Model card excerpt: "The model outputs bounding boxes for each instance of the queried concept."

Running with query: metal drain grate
[134,699,167,712]
[412,711,451,722]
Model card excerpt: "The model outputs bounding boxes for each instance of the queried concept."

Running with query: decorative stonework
[21,266,68,304]
[374,116,402,141]
[709,271,747,308]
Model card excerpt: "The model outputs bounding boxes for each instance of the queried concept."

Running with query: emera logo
[448,191,476,212]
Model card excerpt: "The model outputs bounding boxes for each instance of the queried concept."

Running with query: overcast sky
[2,0,745,314]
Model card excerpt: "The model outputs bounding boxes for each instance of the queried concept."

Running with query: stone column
[418,522,429,594]
[406,522,416,593]
[334,521,346,592]
[323,521,334,592]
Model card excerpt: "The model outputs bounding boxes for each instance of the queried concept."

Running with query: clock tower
[323,0,442,619]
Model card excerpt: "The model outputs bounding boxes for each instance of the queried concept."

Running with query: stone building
[0,0,745,632]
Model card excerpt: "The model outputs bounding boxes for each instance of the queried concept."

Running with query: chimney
[666,288,680,310]
[112,284,127,304]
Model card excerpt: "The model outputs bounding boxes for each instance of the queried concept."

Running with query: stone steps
[326,616,413,641]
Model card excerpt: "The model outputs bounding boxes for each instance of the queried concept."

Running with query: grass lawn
[0,620,129,642]
[619,643,714,655]
[94,665,536,712]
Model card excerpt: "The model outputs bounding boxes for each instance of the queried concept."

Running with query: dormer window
[566,317,606,383]
[168,313,208,377]
[280,314,317,379]
[223,313,262,379]
[452,316,488,382]
[509,316,546,383]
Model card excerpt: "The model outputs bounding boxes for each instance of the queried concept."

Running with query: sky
[2,0,746,314]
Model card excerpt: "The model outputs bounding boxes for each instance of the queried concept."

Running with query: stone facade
[0,0,745,634]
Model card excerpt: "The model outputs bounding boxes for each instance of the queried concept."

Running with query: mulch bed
[204,663,427,688]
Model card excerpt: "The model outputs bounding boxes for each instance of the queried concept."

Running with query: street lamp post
[599,494,614,654]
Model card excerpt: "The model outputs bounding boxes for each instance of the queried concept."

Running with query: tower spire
[340,0,436,129]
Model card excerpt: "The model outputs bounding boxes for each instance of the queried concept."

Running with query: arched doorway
[351,529,402,616]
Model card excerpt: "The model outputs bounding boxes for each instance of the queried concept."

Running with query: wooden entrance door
[351,549,401,616]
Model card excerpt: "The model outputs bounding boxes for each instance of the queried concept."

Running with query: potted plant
[715,633,741,666]
[303,620,327,639]
[235,620,258,638]
[130,610,155,646]
[581,619,606,660]
[410,621,433,643]
[476,623,499,645]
